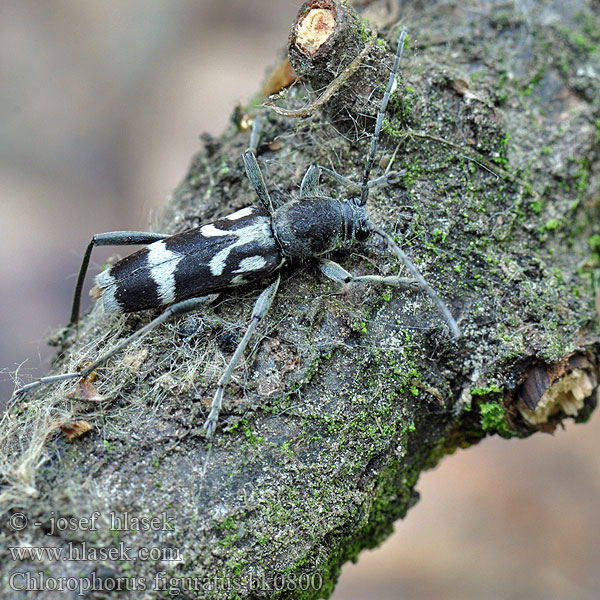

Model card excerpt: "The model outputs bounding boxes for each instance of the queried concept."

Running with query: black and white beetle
[13,29,459,437]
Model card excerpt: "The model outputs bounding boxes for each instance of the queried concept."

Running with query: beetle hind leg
[11,294,219,403]
[70,231,171,328]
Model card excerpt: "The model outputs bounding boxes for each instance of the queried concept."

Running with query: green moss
[232,419,263,446]
[565,30,595,52]
[576,10,600,40]
[281,440,294,459]
[471,384,502,397]
[216,515,235,530]
[432,228,447,243]
[529,200,542,214]
[356,16,372,43]
[479,402,509,436]
[518,67,544,96]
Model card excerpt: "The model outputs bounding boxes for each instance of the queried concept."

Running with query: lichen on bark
[1,1,599,599]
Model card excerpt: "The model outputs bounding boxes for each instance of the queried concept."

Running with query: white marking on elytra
[146,240,183,305]
[208,217,272,277]
[201,207,257,238]
[201,223,229,238]
[95,270,121,313]
[233,256,267,273]
[226,206,254,220]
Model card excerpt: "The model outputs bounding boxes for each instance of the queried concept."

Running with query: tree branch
[2,1,599,598]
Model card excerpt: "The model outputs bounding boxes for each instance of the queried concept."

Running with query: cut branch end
[291,0,339,58]
[517,356,598,425]
[296,8,336,55]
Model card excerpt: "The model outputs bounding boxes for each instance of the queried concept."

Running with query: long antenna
[360,27,407,205]
[373,228,460,338]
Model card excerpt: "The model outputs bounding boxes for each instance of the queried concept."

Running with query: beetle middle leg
[202,274,281,438]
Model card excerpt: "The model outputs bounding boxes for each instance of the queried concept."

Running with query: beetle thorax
[272,197,370,259]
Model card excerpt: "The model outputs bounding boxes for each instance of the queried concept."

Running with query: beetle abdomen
[95,206,282,313]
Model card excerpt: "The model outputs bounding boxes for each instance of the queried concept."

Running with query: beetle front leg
[318,258,417,288]
[318,255,459,338]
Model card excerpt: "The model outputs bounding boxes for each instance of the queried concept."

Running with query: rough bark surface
[2,1,599,598]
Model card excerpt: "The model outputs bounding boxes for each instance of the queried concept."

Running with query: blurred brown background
[1,2,598,598]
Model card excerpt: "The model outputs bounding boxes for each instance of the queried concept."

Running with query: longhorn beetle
[12,29,459,437]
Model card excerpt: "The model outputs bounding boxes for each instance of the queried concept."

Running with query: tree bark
[2,0,599,598]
